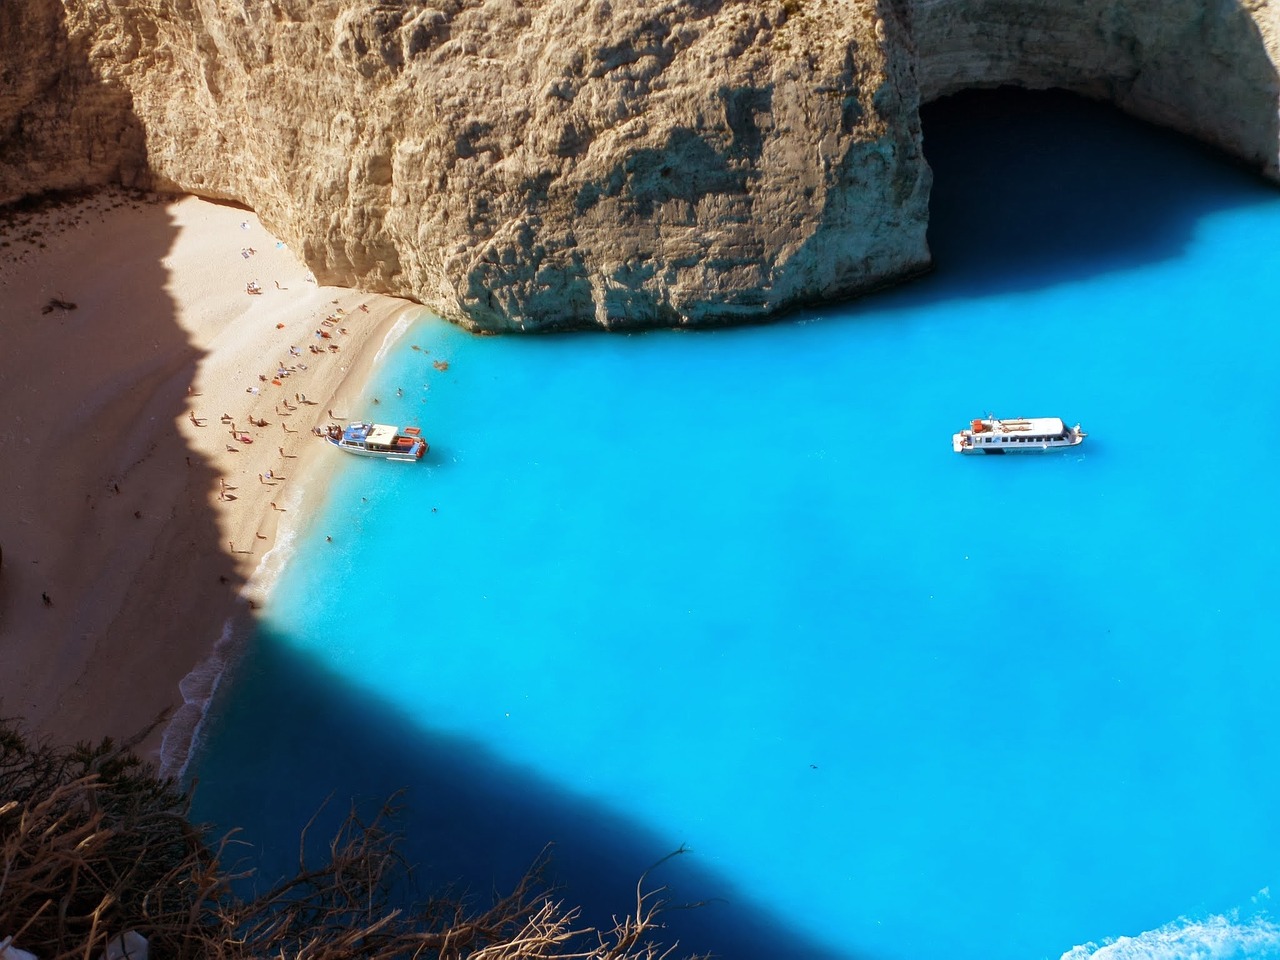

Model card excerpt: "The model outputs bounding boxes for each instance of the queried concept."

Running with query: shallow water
[191,91,1280,960]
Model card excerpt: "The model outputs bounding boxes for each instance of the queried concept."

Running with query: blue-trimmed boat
[324,421,427,461]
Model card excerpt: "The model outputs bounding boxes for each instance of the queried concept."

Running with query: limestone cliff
[2,0,1278,331]
[0,0,148,199]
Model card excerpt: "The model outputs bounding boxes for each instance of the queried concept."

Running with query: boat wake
[1059,897,1280,959]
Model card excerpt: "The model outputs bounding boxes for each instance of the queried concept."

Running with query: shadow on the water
[901,87,1278,306]
[192,631,851,960]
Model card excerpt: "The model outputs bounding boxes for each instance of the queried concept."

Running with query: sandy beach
[0,189,418,768]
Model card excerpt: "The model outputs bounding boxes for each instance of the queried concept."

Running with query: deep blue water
[190,91,1280,959]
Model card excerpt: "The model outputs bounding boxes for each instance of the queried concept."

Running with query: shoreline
[157,307,420,781]
[0,188,420,769]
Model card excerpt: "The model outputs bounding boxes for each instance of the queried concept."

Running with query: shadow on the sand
[0,0,248,751]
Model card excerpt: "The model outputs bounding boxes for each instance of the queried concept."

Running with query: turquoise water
[191,91,1280,959]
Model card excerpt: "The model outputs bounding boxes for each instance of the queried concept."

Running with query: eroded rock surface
[0,0,148,200]
[2,0,1277,331]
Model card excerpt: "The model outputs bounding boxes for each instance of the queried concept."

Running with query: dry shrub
[0,720,705,960]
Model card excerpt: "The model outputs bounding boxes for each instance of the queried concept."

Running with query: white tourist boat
[952,416,1086,454]
[324,421,428,461]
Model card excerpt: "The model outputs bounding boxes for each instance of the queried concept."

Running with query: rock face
[3,0,1278,331]
[0,0,148,199]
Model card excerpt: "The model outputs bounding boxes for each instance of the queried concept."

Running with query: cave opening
[915,86,1277,300]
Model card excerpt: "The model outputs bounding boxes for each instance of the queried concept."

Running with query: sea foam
[1060,907,1280,960]
[158,616,241,781]
[372,307,418,371]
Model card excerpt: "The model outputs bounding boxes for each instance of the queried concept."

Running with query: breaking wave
[1060,900,1280,960]
[249,490,304,598]
[372,306,418,370]
[158,617,242,782]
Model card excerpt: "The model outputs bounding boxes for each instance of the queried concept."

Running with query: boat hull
[954,436,1084,455]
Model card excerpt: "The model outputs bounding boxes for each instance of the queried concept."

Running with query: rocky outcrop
[2,0,1277,331]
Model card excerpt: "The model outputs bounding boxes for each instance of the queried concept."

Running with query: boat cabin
[969,417,1071,445]
[357,423,400,451]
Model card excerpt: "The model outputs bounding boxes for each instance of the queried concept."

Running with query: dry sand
[0,189,420,769]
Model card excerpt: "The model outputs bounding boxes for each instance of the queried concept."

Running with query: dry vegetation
[0,720,705,960]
